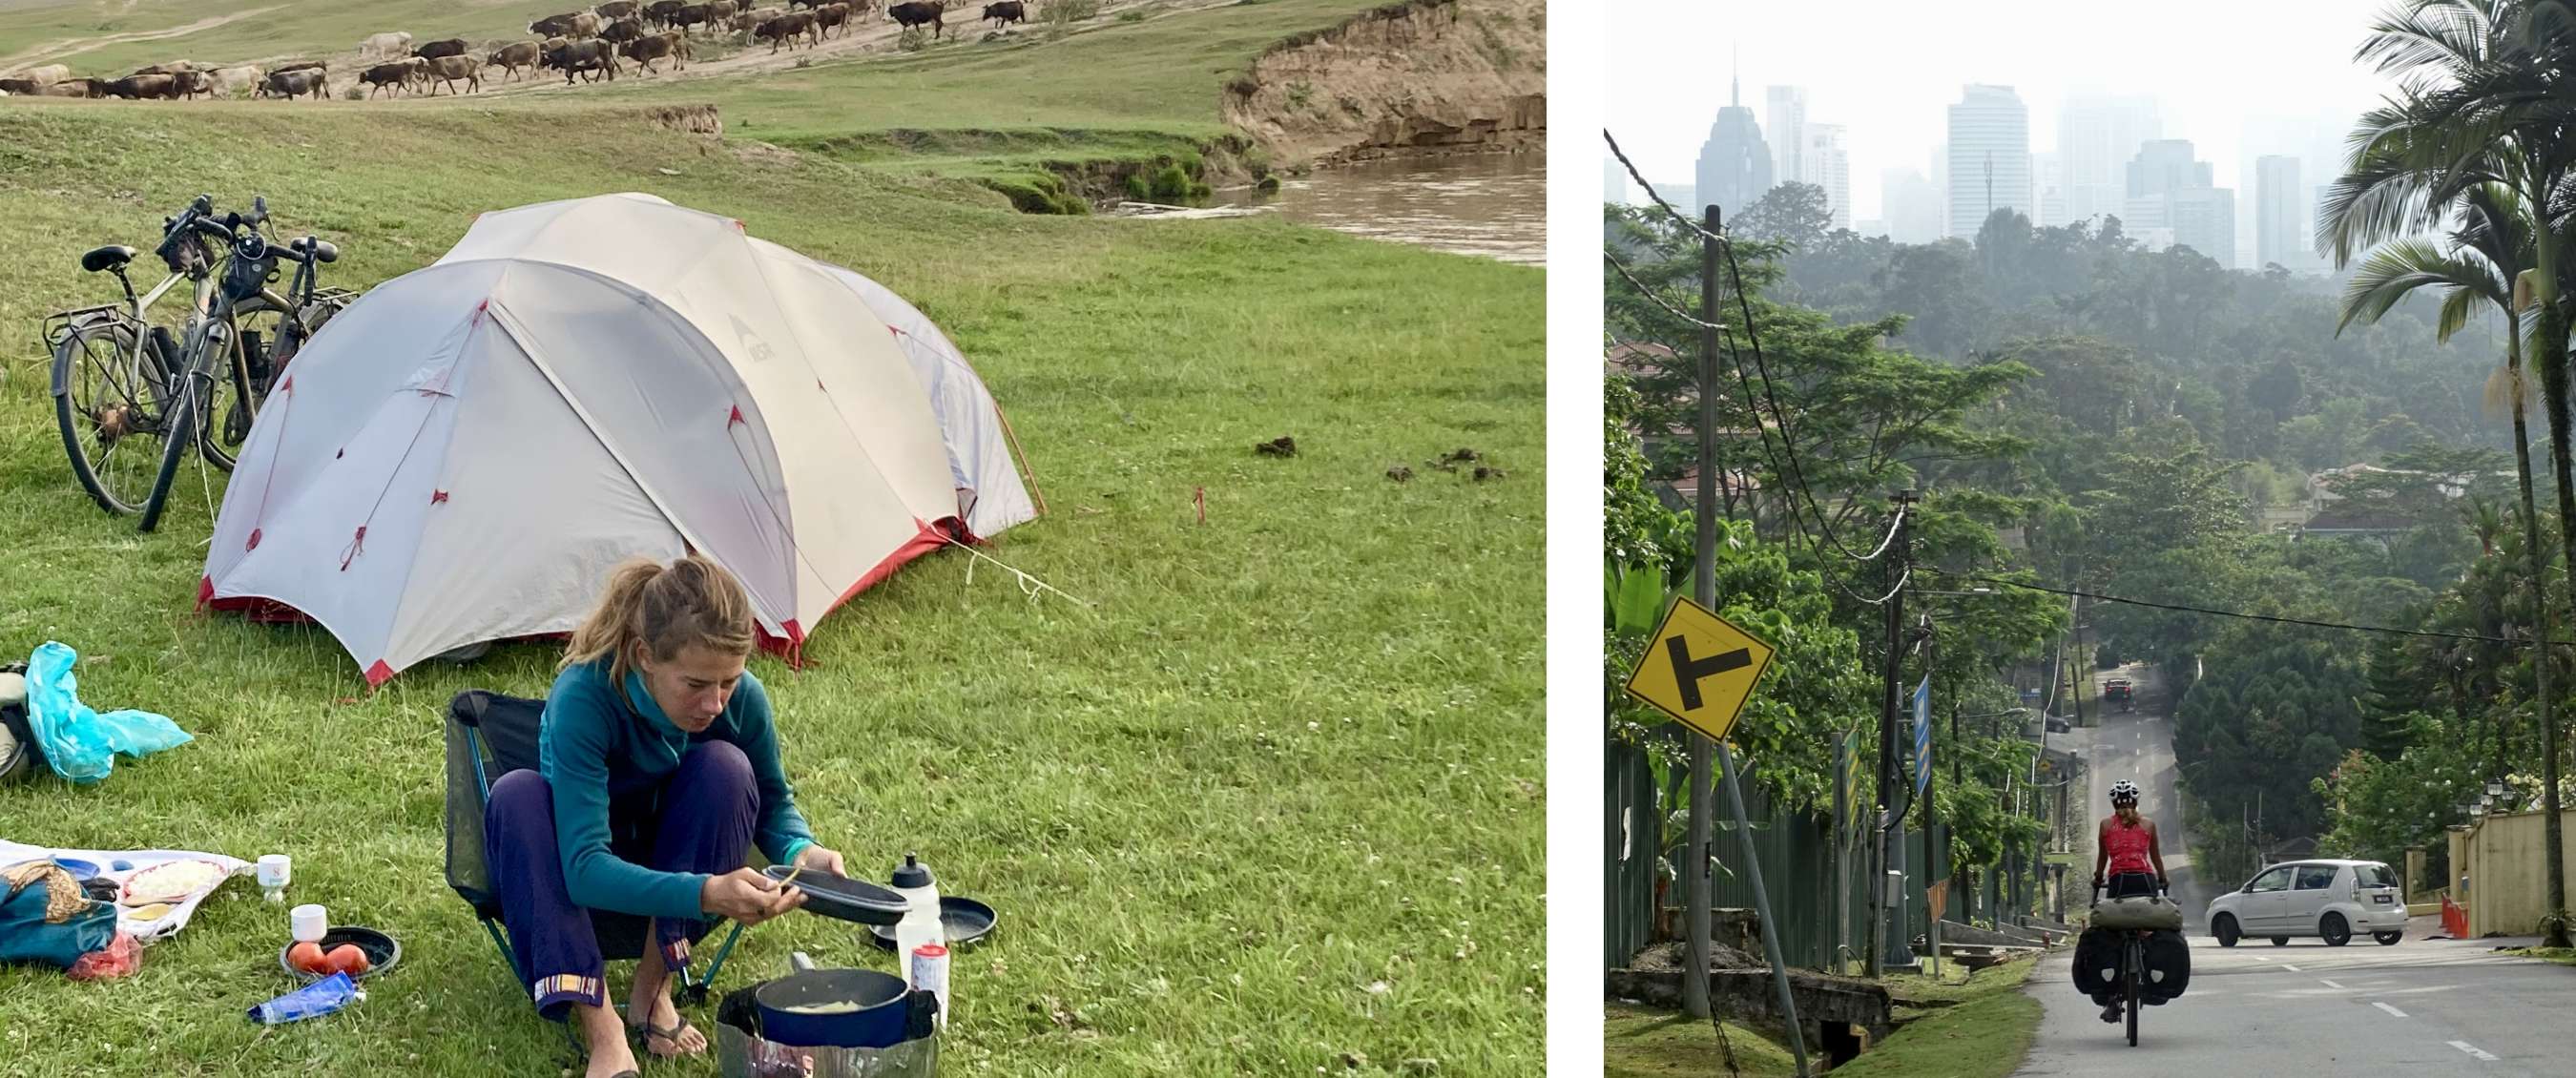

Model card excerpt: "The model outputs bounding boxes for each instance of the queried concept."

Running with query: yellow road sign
[1623,595,1776,742]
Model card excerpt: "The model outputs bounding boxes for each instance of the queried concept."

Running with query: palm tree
[2328,0,2576,945]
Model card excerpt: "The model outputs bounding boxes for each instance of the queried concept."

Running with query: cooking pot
[753,951,914,1048]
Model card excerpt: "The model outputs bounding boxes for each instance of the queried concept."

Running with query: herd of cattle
[0,0,1035,100]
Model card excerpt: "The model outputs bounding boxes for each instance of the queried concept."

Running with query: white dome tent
[199,193,1039,684]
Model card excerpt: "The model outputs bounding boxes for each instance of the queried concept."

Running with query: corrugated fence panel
[1606,739,1658,967]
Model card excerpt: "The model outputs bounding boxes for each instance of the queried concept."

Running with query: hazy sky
[1603,0,2409,247]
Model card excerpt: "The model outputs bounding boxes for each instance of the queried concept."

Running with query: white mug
[290,903,328,943]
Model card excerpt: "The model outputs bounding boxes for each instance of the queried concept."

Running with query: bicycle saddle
[81,245,137,274]
[291,237,339,264]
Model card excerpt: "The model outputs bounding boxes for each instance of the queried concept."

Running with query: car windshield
[2358,863,2399,888]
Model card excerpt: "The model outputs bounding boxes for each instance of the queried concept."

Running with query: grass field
[0,4,1542,1074]
[2,0,1391,195]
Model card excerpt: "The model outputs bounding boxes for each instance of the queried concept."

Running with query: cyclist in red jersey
[2091,779,2170,1023]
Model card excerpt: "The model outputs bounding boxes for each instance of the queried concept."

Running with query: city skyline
[1602,0,2396,264]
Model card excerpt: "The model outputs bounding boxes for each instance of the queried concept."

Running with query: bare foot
[573,1003,641,1078]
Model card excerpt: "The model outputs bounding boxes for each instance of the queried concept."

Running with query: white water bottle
[891,852,945,971]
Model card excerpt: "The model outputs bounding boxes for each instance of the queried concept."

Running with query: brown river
[1193,151,1548,267]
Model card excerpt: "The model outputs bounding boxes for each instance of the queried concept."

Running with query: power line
[1718,235,1885,564]
[1606,251,1726,331]
[1603,129,1728,245]
[1935,573,2559,647]
[1711,325,1907,607]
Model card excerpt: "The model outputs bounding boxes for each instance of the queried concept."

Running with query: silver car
[2206,859,2406,947]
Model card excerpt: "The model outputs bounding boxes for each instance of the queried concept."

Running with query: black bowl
[761,865,911,926]
[280,925,401,982]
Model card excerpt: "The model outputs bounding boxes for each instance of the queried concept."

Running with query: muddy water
[1228,151,1546,266]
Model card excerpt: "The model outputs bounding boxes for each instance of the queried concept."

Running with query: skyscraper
[1804,123,1852,230]
[2123,138,2213,231]
[1696,71,1774,218]
[1946,85,2032,238]
[1767,87,1808,192]
[1883,168,1942,244]
[2255,155,2308,270]
[2059,93,2162,225]
[2169,187,2236,265]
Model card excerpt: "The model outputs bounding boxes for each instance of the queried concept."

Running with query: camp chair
[442,689,746,1014]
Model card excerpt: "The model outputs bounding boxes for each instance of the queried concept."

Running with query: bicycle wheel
[199,296,284,471]
[137,334,206,534]
[52,317,178,514]
[2124,943,2140,1047]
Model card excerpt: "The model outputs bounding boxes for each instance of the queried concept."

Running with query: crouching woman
[484,554,848,1078]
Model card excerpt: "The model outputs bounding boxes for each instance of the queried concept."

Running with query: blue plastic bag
[24,641,192,785]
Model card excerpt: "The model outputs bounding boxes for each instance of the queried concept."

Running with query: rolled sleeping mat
[2091,895,2184,931]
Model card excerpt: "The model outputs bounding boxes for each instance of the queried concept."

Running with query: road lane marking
[2373,1002,2409,1017]
[2318,978,2344,988]
[2281,964,2301,971]
[2450,1041,2500,1061]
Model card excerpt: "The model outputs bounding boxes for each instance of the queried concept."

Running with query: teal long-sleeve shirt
[537,658,817,922]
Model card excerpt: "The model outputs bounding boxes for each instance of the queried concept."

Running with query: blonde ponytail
[561,554,758,684]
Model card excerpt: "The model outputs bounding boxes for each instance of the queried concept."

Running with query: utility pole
[1922,618,1942,977]
[1695,204,1811,1078]
[1868,489,1919,977]
[1833,730,1850,972]
[1682,204,1722,1024]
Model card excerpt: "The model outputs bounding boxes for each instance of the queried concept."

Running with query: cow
[413,38,469,59]
[132,61,197,75]
[982,1,1023,28]
[754,10,818,50]
[105,73,180,99]
[0,78,39,95]
[669,2,713,31]
[360,58,426,96]
[812,2,852,36]
[888,1,943,37]
[423,54,482,93]
[261,69,328,99]
[46,77,107,97]
[618,30,688,73]
[644,0,688,26]
[709,0,739,22]
[595,0,641,16]
[487,41,542,80]
[540,37,620,82]
[361,31,414,58]
[272,59,327,75]
[787,0,822,7]
[531,11,581,35]
[208,65,263,96]
[172,70,218,98]
[599,16,646,42]
[12,63,70,86]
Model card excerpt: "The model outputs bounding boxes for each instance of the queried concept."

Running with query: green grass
[1832,956,2042,1078]
[1601,956,2046,1077]
[1603,1005,1800,1078]
[0,68,1540,1078]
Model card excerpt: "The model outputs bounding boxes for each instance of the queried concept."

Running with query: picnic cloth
[0,840,247,943]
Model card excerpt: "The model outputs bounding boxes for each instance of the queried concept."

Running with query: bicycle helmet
[2109,780,2141,803]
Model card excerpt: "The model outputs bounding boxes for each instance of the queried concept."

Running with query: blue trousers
[485,740,758,1019]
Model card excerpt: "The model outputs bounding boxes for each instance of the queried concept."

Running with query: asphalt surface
[2016,664,2576,1075]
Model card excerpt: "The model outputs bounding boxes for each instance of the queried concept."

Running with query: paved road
[2018,664,2576,1075]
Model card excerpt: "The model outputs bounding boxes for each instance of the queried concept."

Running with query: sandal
[633,1015,708,1060]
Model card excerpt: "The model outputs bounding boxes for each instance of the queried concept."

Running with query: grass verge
[2500,947,2576,966]
[1833,955,2041,1078]
[0,77,1540,1078]
[1603,1005,1798,1078]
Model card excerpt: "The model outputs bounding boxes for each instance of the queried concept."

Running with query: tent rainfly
[200,193,1039,684]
